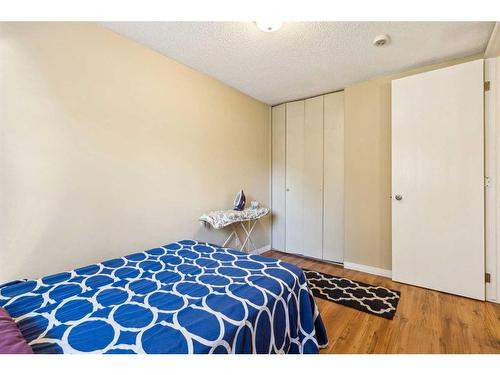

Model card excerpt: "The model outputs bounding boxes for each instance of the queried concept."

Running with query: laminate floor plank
[264,250,500,354]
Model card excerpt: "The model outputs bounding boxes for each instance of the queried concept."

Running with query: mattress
[0,240,328,354]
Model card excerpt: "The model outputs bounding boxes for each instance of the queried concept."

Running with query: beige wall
[0,22,271,282]
[485,22,500,58]
[344,54,483,271]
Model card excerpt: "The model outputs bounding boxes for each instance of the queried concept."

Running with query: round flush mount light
[373,34,390,47]
[255,20,283,32]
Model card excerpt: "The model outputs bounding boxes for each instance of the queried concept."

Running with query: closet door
[303,96,324,259]
[271,104,286,251]
[392,60,484,300]
[323,92,344,263]
[285,101,305,254]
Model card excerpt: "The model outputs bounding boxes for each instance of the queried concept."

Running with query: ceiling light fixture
[255,20,283,33]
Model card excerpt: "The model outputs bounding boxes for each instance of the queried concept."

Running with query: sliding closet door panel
[323,92,344,263]
[271,105,286,251]
[303,96,324,259]
[285,101,305,254]
[392,59,484,300]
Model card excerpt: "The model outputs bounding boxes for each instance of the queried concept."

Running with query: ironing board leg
[240,220,258,252]
[222,231,234,247]
[223,224,242,248]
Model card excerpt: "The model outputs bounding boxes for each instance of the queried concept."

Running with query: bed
[0,240,328,354]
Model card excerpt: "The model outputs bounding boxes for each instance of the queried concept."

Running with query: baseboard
[249,244,271,255]
[266,250,393,278]
[343,261,392,278]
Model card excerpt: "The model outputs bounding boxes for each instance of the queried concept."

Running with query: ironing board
[199,207,270,252]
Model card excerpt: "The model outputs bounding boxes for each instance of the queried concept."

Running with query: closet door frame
[273,93,345,262]
[271,105,286,252]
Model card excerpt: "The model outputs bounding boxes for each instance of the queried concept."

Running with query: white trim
[484,56,500,304]
[249,244,271,255]
[343,261,392,278]
[495,56,500,304]
[485,57,498,303]
[268,105,273,251]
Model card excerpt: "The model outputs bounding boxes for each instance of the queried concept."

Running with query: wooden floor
[264,250,500,354]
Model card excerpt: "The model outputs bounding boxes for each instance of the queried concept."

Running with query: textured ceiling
[102,22,494,105]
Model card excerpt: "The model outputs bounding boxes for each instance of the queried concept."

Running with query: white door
[392,59,485,300]
[286,101,305,254]
[323,91,345,263]
[303,96,324,258]
[271,104,286,251]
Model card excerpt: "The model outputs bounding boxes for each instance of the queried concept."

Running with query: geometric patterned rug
[303,269,401,320]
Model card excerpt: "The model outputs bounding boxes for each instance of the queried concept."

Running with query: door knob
[395,194,403,201]
[286,188,290,192]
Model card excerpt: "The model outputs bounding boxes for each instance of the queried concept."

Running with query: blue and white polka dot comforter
[0,240,328,354]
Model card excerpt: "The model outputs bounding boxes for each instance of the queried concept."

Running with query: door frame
[485,57,500,303]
